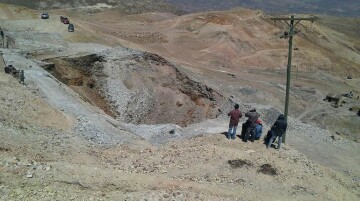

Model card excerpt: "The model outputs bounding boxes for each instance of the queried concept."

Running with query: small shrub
[258,164,277,175]
[228,159,252,169]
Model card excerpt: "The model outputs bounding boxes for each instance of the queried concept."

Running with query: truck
[60,16,70,24]
[68,24,74,32]
[41,12,49,19]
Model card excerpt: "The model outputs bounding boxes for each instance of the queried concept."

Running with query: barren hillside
[0,2,359,201]
[63,7,360,140]
[167,0,360,17]
[0,0,185,15]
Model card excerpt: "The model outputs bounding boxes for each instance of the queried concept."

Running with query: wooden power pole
[271,15,316,143]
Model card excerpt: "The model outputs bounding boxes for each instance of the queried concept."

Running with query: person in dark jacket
[240,121,249,140]
[267,114,287,150]
[227,104,243,139]
[244,109,260,142]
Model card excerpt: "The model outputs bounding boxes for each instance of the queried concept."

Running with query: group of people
[227,104,288,150]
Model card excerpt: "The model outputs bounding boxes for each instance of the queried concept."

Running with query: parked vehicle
[60,16,70,24]
[41,12,49,19]
[68,24,74,32]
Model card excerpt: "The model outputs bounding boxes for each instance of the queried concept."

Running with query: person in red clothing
[227,104,243,139]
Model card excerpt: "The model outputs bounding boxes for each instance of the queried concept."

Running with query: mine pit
[41,51,228,126]
[42,54,115,116]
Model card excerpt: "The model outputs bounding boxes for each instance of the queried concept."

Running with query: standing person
[227,104,243,139]
[254,119,263,140]
[267,114,287,150]
[244,109,260,142]
[240,121,249,140]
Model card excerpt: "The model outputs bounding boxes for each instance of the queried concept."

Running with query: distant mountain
[2,0,358,17]
[166,0,360,17]
[0,0,112,9]
[0,0,185,15]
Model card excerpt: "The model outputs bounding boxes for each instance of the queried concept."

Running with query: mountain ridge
[2,0,360,17]
[166,0,360,17]
[0,0,186,15]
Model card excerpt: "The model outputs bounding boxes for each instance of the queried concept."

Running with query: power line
[270,15,316,143]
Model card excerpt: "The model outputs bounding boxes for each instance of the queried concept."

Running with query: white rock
[27,172,33,178]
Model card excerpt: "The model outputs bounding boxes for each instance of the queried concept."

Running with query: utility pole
[271,15,316,143]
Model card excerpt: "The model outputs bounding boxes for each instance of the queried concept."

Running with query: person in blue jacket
[254,119,263,140]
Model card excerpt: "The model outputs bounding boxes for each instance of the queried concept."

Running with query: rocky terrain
[69,7,360,141]
[0,2,359,201]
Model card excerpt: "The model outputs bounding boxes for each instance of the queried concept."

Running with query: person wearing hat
[244,108,260,142]
[254,119,263,140]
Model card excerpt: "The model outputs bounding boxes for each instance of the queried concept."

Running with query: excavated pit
[42,54,115,116]
[42,50,229,126]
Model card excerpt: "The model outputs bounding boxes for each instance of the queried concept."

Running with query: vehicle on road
[68,24,74,32]
[41,12,49,19]
[60,16,70,24]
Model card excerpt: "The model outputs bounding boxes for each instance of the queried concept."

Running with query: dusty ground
[0,72,359,200]
[0,3,359,201]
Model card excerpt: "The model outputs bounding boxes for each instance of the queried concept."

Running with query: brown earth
[0,73,359,199]
[41,54,116,117]
[63,7,360,140]
[0,3,359,201]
